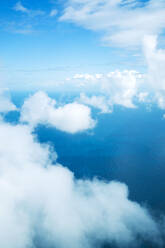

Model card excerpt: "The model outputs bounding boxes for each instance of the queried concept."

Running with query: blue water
[5,92,165,214]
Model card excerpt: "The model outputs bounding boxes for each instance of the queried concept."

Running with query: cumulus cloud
[0,89,17,113]
[65,36,165,112]
[0,117,162,248]
[102,70,142,108]
[60,0,165,47]
[20,91,96,133]
[71,70,143,112]
[143,35,165,109]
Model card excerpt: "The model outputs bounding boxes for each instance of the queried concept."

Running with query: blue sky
[0,0,158,90]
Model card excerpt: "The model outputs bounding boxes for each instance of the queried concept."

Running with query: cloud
[102,70,142,108]
[0,117,162,248]
[13,2,45,17]
[60,0,165,47]
[79,93,112,113]
[20,91,96,133]
[143,35,165,109]
[70,70,143,111]
[137,92,149,103]
[50,9,58,17]
[13,1,29,13]
[10,2,45,34]
[0,89,17,113]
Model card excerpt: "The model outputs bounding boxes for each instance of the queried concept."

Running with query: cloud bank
[20,91,96,133]
[65,34,165,114]
[0,115,162,248]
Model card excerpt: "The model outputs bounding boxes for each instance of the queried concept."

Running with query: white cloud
[20,91,96,133]
[143,35,165,109]
[103,70,141,108]
[71,70,143,111]
[0,120,52,171]
[0,118,162,248]
[13,2,29,13]
[13,2,45,17]
[0,89,17,113]
[137,92,149,103]
[60,0,165,47]
[50,9,58,17]
[69,36,165,112]
[79,93,112,113]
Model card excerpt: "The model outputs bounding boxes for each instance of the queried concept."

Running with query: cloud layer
[0,116,162,248]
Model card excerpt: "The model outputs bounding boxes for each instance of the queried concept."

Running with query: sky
[1,0,165,91]
[1,1,165,248]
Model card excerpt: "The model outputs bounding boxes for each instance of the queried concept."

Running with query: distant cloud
[20,91,96,133]
[10,2,46,34]
[79,93,112,113]
[143,35,165,109]
[68,70,143,111]
[13,1,29,13]
[0,89,17,113]
[13,1,45,17]
[60,0,165,48]
[50,9,58,17]
[8,24,33,34]
[137,92,149,103]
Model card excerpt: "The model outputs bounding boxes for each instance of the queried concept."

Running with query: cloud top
[0,117,162,248]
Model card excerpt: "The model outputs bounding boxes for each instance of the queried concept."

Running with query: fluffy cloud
[69,37,165,112]
[73,70,143,112]
[102,70,142,108]
[79,93,112,113]
[0,117,162,248]
[143,35,165,109]
[20,91,96,133]
[60,0,165,47]
[0,89,17,113]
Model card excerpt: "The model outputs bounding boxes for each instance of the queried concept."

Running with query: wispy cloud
[50,9,58,17]
[13,1,29,13]
[13,1,45,17]
[7,2,47,34]
[60,0,165,48]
